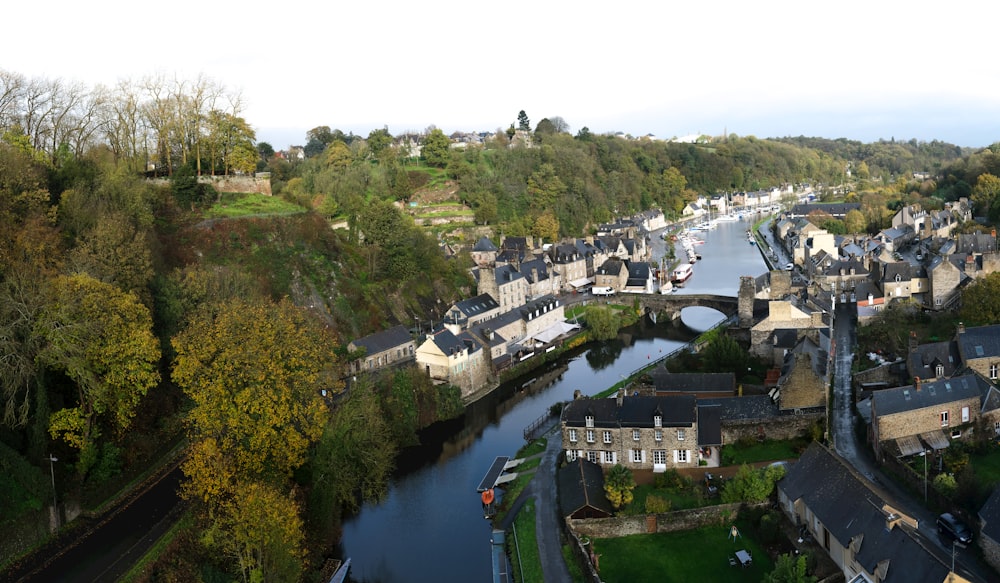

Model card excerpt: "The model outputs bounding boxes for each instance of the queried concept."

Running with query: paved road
[2,463,185,583]
[829,303,994,583]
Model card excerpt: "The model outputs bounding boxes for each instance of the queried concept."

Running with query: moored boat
[671,263,694,285]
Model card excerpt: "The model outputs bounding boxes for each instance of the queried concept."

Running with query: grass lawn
[625,483,710,513]
[595,520,773,582]
[721,438,806,466]
[969,445,1000,488]
[508,499,543,583]
[205,192,306,218]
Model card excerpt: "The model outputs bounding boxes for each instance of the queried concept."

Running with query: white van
[592,286,616,297]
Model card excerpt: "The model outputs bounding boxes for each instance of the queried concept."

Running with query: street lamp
[918,450,928,502]
[45,454,58,526]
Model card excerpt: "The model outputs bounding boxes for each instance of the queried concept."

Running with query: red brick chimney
[914,377,921,392]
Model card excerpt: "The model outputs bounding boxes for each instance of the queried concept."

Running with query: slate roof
[697,395,779,421]
[596,258,626,277]
[781,443,957,583]
[651,370,735,394]
[427,327,465,356]
[697,404,722,446]
[871,373,987,417]
[520,258,550,283]
[350,325,412,354]
[558,458,614,519]
[472,236,498,252]
[979,486,1000,544]
[823,258,869,277]
[790,202,861,218]
[494,264,526,286]
[881,261,911,282]
[625,262,651,286]
[561,395,696,429]
[956,232,996,254]
[906,340,960,380]
[452,293,499,318]
[957,324,1000,362]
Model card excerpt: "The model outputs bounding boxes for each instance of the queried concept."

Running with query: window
[586,430,595,443]
[992,364,998,380]
[940,410,950,427]
[677,429,686,441]
[603,431,612,444]
[569,429,577,443]
[654,429,663,442]
[632,449,642,463]
[567,450,578,461]
[962,406,970,423]
[603,451,615,464]
[653,450,667,465]
[585,415,594,428]
[675,449,689,463]
[951,429,962,439]
[936,364,944,378]
[632,429,641,441]
[586,451,598,464]
[995,421,1000,435]
[653,415,662,428]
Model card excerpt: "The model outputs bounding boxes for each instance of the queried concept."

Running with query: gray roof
[453,293,499,317]
[494,264,526,286]
[350,324,412,354]
[881,261,911,282]
[596,258,626,276]
[957,324,1000,362]
[427,327,465,356]
[697,395,779,421]
[562,395,696,429]
[651,370,735,394]
[790,202,861,218]
[979,486,1000,544]
[520,258,550,282]
[780,444,956,583]
[871,373,987,417]
[626,261,651,284]
[557,458,614,518]
[472,236,498,252]
[697,404,722,446]
[906,340,959,380]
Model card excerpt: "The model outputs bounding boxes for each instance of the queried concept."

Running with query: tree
[960,273,1000,325]
[586,306,620,341]
[38,274,160,475]
[527,163,566,211]
[764,553,816,583]
[720,463,785,503]
[506,124,516,141]
[844,209,866,234]
[367,127,393,161]
[972,173,1000,221]
[535,118,556,138]
[517,110,530,131]
[533,211,560,244]
[549,116,570,133]
[576,126,592,141]
[604,463,635,509]
[699,334,750,378]
[172,298,336,486]
[68,211,155,304]
[421,128,451,167]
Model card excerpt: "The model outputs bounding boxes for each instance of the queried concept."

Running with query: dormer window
[936,364,944,378]
[585,415,594,428]
[653,415,662,428]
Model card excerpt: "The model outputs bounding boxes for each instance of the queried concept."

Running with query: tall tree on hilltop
[517,110,530,131]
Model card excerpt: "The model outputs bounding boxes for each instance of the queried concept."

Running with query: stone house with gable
[779,443,970,583]
[520,257,560,298]
[927,255,963,310]
[774,337,829,413]
[347,324,416,375]
[561,393,704,471]
[415,327,487,398]
[444,293,500,330]
[870,373,989,461]
[550,243,590,290]
[594,258,628,291]
[750,299,828,360]
[956,323,1000,382]
[476,263,528,314]
[470,236,498,267]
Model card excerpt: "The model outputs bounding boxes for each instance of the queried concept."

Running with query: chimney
[617,388,625,407]
[958,322,965,335]
[914,377,921,392]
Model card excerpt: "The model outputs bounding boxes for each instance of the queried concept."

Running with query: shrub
[933,473,958,499]
[645,494,672,514]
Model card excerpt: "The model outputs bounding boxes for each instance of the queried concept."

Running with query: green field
[205,192,307,218]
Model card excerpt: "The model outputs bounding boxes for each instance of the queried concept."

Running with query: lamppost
[919,450,928,502]
[45,454,58,527]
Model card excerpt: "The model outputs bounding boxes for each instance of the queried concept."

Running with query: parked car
[937,512,973,546]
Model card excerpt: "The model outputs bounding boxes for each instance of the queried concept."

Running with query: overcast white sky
[6,1,999,149]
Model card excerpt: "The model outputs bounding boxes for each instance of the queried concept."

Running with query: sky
[5,1,999,149]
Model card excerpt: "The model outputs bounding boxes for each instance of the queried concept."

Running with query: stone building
[870,374,989,461]
[561,393,705,471]
[347,325,416,375]
[476,264,528,314]
[956,323,1000,382]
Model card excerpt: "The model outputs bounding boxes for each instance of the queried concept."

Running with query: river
[338,216,768,582]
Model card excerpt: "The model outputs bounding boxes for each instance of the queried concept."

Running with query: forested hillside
[2,69,999,581]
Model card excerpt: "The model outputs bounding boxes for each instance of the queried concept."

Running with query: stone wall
[853,362,902,389]
[722,413,820,443]
[567,502,750,538]
[149,175,271,195]
[981,535,1000,575]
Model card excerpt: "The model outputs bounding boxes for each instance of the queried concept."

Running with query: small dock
[477,456,521,492]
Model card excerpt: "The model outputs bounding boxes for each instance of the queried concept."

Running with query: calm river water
[338,216,768,582]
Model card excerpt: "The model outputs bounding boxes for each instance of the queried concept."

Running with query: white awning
[895,435,923,457]
[529,321,581,344]
[920,430,951,451]
[568,277,593,288]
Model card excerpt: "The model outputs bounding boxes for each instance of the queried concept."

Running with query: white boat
[716,214,738,222]
[672,263,694,285]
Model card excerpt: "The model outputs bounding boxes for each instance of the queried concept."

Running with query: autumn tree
[844,209,866,234]
[972,173,1000,222]
[533,211,560,244]
[37,274,160,475]
[527,163,566,211]
[172,297,337,486]
[68,211,154,304]
[586,306,620,341]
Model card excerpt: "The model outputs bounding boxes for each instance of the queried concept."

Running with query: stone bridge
[623,285,765,329]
